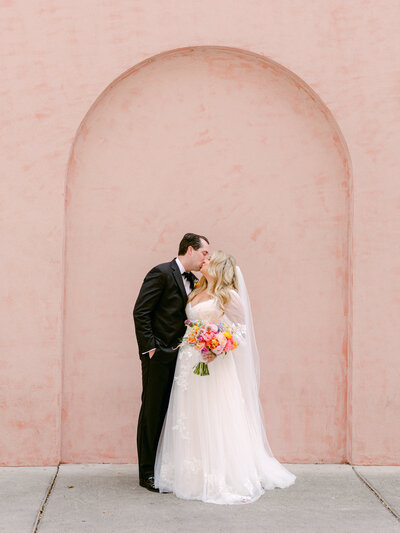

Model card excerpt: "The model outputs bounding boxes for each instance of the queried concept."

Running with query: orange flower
[210,338,220,349]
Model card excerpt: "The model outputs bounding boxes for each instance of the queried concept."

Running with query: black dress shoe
[139,475,159,493]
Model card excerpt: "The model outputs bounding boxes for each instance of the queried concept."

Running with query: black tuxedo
[133,258,197,478]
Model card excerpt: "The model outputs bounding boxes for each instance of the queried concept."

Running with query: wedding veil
[232,265,274,458]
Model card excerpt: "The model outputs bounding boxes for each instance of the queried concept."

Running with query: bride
[154,250,296,504]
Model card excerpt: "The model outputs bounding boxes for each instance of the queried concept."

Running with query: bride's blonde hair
[188,250,238,314]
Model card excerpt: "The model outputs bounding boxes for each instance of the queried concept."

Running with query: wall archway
[62,46,352,463]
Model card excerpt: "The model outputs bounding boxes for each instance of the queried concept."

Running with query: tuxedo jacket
[133,258,198,363]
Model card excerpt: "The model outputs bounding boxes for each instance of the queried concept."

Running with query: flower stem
[193,362,210,376]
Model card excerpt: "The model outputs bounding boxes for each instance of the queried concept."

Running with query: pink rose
[213,345,224,355]
[202,331,214,342]
[216,332,227,348]
[225,338,234,351]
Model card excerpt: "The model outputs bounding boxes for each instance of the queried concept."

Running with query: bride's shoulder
[227,288,243,306]
[228,288,241,298]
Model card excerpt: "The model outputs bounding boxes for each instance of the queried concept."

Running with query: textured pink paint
[63,47,349,464]
[0,2,399,467]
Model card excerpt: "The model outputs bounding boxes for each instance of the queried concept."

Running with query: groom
[133,232,210,492]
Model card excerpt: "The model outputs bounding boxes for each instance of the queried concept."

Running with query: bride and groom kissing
[133,232,296,505]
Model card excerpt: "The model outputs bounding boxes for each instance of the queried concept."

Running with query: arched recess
[62,46,352,463]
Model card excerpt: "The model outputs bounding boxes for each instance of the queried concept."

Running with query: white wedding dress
[154,286,296,504]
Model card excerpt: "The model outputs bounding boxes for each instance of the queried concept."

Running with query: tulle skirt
[154,342,296,504]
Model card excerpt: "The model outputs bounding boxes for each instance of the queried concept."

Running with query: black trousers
[136,351,177,479]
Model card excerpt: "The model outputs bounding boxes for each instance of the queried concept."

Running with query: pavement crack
[32,464,60,532]
[352,466,400,523]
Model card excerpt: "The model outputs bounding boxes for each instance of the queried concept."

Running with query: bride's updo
[189,250,238,314]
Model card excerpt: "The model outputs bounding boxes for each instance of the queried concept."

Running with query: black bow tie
[182,271,195,290]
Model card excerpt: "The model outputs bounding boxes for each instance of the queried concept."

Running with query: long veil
[233,265,275,458]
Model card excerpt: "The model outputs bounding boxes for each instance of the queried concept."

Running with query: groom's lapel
[170,258,188,302]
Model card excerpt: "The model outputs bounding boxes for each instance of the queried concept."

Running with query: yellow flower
[210,338,220,348]
[223,331,232,339]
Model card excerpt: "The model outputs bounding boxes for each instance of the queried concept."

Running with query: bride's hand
[202,353,216,363]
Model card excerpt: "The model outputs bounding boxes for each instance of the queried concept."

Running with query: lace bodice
[186,290,246,325]
[186,297,222,323]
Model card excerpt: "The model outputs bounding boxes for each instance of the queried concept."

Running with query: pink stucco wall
[1,2,399,466]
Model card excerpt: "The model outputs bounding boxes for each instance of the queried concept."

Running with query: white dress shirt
[175,257,192,296]
[142,258,192,355]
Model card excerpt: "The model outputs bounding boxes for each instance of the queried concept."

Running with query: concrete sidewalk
[0,464,399,532]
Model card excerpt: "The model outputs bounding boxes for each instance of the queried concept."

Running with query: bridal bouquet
[183,319,239,376]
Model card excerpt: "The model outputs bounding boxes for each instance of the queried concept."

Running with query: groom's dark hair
[178,233,209,255]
